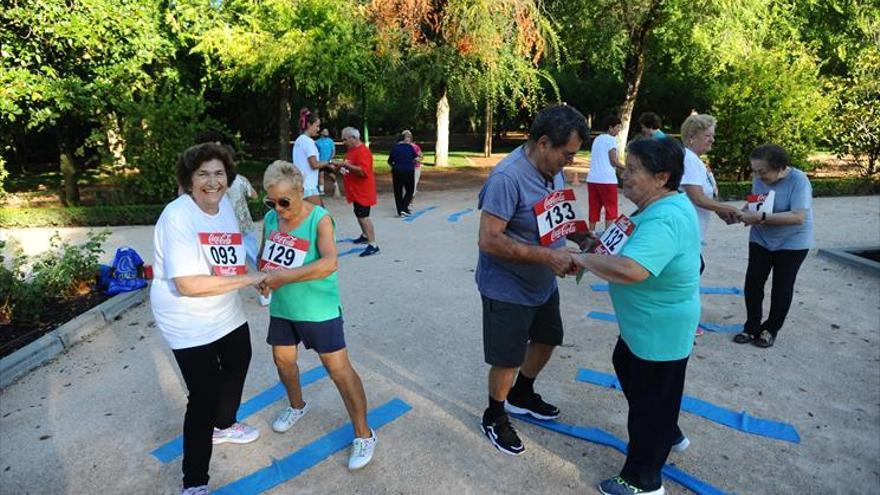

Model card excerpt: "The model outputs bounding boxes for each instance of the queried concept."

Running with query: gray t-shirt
[476,145,565,306]
[750,167,813,251]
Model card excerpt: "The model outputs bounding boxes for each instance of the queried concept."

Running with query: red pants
[587,182,618,223]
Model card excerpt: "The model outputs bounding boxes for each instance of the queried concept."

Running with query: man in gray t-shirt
[476,104,591,456]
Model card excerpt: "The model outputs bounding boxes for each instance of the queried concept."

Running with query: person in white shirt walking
[587,115,625,231]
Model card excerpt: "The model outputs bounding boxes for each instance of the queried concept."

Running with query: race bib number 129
[533,189,588,246]
[260,231,310,272]
[198,232,246,276]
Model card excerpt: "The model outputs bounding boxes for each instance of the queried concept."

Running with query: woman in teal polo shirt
[573,138,701,495]
[258,160,376,471]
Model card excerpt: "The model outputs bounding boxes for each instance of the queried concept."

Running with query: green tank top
[264,206,341,322]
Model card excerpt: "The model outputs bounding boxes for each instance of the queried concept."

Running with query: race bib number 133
[533,188,588,246]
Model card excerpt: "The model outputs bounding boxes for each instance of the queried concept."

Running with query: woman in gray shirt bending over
[734,144,813,348]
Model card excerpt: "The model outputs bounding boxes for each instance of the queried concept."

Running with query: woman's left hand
[740,211,763,225]
[263,271,287,290]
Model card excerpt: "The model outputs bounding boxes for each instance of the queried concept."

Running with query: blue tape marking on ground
[576,368,800,444]
[151,366,329,464]
[213,398,412,495]
[585,311,618,322]
[402,206,438,223]
[337,246,367,257]
[336,237,358,243]
[590,283,742,295]
[586,311,744,334]
[511,414,731,495]
[447,208,474,223]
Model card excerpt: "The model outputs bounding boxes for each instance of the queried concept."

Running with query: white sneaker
[671,434,690,453]
[272,402,310,433]
[212,422,260,445]
[180,485,209,495]
[348,429,377,470]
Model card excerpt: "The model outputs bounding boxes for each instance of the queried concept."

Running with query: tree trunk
[278,78,292,160]
[483,98,493,158]
[57,121,80,206]
[435,86,450,167]
[616,0,663,155]
[104,112,127,169]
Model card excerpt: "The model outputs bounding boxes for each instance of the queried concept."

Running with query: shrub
[709,47,831,181]
[718,178,879,201]
[829,48,880,177]
[0,205,166,227]
[0,230,109,325]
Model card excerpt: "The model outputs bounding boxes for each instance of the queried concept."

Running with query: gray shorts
[482,290,563,367]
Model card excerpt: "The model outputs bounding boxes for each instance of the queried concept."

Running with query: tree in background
[181,0,378,160]
[1,0,173,205]
[369,0,557,165]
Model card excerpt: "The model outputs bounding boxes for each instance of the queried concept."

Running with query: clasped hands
[547,231,601,278]
[253,271,283,296]
[717,208,763,226]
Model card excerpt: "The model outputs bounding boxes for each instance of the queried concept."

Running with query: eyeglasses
[264,197,292,209]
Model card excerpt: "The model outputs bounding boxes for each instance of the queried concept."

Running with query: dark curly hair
[176,143,237,193]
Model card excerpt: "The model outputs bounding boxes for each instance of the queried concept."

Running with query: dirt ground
[1,189,878,495]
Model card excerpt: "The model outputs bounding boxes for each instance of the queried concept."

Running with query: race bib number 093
[198,232,246,276]
[260,231,310,272]
[533,189,588,246]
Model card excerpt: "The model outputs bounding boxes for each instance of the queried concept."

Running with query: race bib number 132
[533,189,588,246]
[198,232,246,276]
[595,215,635,255]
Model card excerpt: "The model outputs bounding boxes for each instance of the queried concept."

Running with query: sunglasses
[264,197,292,209]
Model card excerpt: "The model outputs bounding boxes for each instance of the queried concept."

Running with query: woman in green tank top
[258,160,377,471]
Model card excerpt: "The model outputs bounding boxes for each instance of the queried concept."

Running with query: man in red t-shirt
[333,127,379,257]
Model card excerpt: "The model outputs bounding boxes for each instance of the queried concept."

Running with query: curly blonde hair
[680,114,717,145]
[263,160,303,192]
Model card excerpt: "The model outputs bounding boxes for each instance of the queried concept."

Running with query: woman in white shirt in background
[678,114,742,274]
[151,143,267,495]
[293,108,332,207]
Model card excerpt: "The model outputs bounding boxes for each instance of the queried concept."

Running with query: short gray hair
[263,160,303,192]
[680,114,717,144]
[341,127,360,140]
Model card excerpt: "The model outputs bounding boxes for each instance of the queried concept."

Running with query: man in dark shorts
[334,127,379,257]
[476,104,591,455]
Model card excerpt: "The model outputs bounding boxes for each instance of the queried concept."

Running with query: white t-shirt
[680,148,717,242]
[150,195,247,350]
[292,134,320,193]
[587,134,619,184]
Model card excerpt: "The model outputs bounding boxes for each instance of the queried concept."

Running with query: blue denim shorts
[266,316,346,354]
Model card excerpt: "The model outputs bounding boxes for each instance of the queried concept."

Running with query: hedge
[1,179,876,228]
[717,177,879,201]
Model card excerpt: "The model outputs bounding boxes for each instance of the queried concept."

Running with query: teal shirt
[609,193,701,361]
[264,207,342,322]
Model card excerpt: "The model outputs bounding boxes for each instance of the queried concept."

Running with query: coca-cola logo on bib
[550,221,578,242]
[208,233,233,245]
[270,232,296,248]
[542,190,566,211]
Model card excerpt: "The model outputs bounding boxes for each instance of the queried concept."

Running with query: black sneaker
[352,235,369,244]
[480,413,524,456]
[359,245,380,257]
[504,391,560,420]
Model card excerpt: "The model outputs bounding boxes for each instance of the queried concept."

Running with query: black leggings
[613,339,688,491]
[744,243,808,337]
[172,322,252,488]
[391,169,415,214]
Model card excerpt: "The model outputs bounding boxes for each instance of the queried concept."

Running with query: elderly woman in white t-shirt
[679,114,742,274]
[150,143,267,495]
